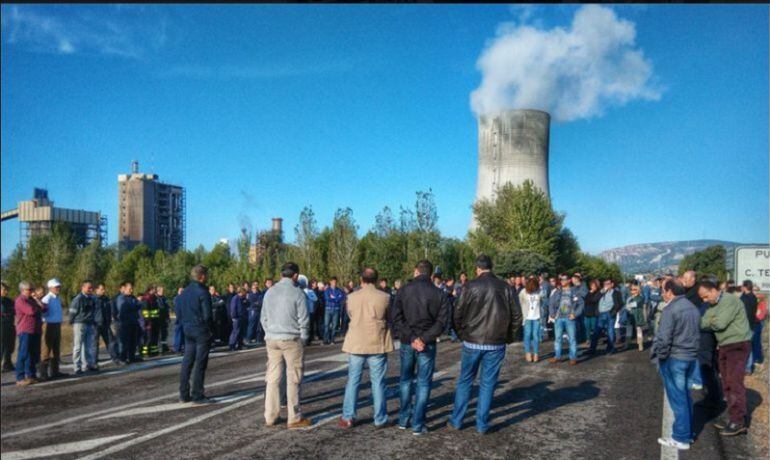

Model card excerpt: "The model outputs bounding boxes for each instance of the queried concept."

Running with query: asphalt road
[0,333,760,460]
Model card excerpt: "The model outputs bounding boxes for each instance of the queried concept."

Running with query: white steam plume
[470,5,661,122]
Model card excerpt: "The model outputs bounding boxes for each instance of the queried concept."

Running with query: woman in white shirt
[519,277,542,362]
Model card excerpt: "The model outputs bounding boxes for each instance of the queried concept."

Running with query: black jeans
[97,325,118,362]
[1,318,16,369]
[119,322,138,363]
[180,325,211,401]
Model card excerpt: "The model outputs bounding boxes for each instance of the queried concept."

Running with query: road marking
[14,347,266,390]
[75,363,349,460]
[2,433,135,460]
[92,392,256,420]
[660,388,679,460]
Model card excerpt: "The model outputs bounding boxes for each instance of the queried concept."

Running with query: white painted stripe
[2,433,135,460]
[660,389,679,460]
[75,363,349,460]
[92,392,255,421]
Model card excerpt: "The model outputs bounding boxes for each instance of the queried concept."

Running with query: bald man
[682,271,700,307]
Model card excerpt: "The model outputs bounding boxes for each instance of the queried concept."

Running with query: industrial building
[0,188,107,247]
[248,218,283,264]
[472,109,551,228]
[118,161,185,253]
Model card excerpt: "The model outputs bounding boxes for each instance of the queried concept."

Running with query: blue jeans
[659,358,696,443]
[173,321,184,353]
[553,318,577,360]
[590,311,615,352]
[342,354,388,425]
[399,343,436,432]
[246,308,263,342]
[689,362,703,388]
[180,325,211,401]
[540,306,549,340]
[747,322,764,372]
[449,345,506,433]
[583,317,597,342]
[523,320,541,355]
[15,332,40,381]
[324,309,340,343]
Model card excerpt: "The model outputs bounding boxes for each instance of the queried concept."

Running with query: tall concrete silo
[472,109,550,228]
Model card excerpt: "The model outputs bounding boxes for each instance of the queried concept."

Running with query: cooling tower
[472,109,550,229]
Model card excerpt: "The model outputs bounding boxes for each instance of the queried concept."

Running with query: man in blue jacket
[177,265,213,404]
[323,277,346,345]
[228,287,247,351]
[115,282,141,364]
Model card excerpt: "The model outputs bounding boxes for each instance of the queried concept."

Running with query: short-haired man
[261,262,311,428]
[740,280,760,374]
[391,260,449,435]
[449,255,522,434]
[116,282,141,363]
[177,265,214,404]
[94,283,119,364]
[228,287,248,351]
[338,268,393,428]
[69,281,98,374]
[652,280,700,450]
[323,277,346,345]
[39,279,65,380]
[246,281,264,345]
[14,281,44,385]
[548,274,585,365]
[587,279,623,355]
[699,279,753,436]
[1,281,15,372]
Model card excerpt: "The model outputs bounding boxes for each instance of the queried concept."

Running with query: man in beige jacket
[338,268,394,428]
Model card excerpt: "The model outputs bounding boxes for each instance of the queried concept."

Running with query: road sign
[735,245,770,292]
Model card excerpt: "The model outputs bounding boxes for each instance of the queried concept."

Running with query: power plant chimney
[271,217,283,235]
[471,109,550,229]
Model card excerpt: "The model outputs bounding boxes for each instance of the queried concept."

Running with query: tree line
[1,182,622,300]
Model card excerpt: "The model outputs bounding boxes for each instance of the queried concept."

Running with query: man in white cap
[40,278,66,380]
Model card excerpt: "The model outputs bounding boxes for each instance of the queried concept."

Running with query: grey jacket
[261,278,310,341]
[651,295,700,362]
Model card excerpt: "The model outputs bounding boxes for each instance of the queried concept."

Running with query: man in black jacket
[448,254,521,434]
[177,265,214,404]
[391,260,449,435]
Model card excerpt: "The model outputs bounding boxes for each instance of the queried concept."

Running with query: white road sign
[735,245,770,292]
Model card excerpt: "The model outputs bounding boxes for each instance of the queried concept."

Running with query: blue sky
[1,4,768,257]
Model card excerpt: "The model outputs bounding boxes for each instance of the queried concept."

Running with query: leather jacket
[391,274,449,344]
[453,272,522,345]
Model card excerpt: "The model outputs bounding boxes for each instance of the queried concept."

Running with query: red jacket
[15,295,44,335]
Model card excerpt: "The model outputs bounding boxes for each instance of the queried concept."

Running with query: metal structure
[0,188,106,247]
[472,109,551,228]
[118,161,185,253]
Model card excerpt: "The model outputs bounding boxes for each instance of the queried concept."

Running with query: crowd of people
[0,279,174,384]
[1,258,765,443]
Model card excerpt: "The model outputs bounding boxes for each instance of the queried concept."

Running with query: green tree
[328,207,359,283]
[295,206,322,277]
[678,245,727,281]
[572,253,623,283]
[470,181,563,261]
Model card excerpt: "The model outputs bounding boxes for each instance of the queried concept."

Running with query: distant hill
[597,240,746,275]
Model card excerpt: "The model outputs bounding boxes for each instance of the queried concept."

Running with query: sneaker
[719,422,748,436]
[191,397,213,405]
[657,437,690,450]
[287,418,312,429]
[412,428,428,436]
[398,424,408,430]
[179,397,192,404]
[445,421,460,431]
[75,369,84,375]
